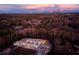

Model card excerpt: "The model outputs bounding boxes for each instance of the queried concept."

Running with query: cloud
[19,4,55,9]
[58,4,79,10]
[0,5,11,10]
[0,4,79,13]
[19,4,79,10]
[18,4,79,12]
[0,5,20,10]
[18,4,56,13]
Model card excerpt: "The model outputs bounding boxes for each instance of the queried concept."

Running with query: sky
[0,4,79,13]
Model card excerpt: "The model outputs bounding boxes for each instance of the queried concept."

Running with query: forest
[0,13,79,55]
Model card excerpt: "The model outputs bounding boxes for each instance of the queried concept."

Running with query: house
[12,26,24,30]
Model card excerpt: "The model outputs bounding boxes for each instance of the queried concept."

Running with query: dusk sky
[0,4,79,13]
